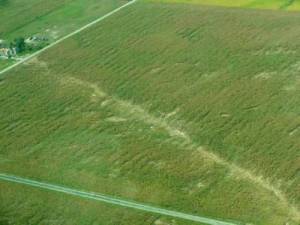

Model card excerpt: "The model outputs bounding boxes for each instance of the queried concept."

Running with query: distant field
[0,0,126,40]
[147,0,300,10]
[0,0,126,69]
[0,1,300,225]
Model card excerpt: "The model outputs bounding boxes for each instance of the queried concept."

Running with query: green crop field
[0,0,127,70]
[147,0,300,10]
[0,0,127,40]
[0,0,300,225]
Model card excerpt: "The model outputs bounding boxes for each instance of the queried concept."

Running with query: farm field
[0,0,126,70]
[1,182,203,225]
[147,0,300,10]
[0,0,300,225]
[0,59,13,71]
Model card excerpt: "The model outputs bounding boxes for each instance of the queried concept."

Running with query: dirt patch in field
[220,113,231,118]
[201,71,219,79]
[165,108,179,119]
[154,219,176,225]
[289,126,299,136]
[254,71,276,80]
[150,67,162,74]
[254,47,296,56]
[265,48,296,56]
[101,99,113,107]
[105,116,127,123]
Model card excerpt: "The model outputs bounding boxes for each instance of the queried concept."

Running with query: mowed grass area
[147,0,300,10]
[0,1,300,225]
[0,0,127,69]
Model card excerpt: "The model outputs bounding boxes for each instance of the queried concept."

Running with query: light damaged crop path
[59,76,300,222]
[0,1,300,225]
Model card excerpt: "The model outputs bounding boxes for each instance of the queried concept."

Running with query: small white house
[25,36,37,44]
[0,48,17,57]
[25,36,48,44]
[0,48,9,56]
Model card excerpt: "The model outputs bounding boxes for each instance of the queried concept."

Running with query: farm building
[0,48,17,57]
[25,36,48,44]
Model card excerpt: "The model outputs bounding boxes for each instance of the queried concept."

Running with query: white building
[0,48,17,57]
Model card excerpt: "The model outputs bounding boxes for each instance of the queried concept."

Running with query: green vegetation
[0,59,13,70]
[0,0,126,40]
[0,0,300,225]
[12,37,26,52]
[0,0,127,68]
[0,182,203,225]
[147,0,300,10]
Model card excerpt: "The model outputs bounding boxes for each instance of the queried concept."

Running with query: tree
[0,0,9,7]
[14,37,26,53]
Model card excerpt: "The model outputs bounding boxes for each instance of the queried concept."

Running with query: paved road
[0,173,239,225]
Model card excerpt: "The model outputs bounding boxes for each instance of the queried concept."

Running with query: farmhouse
[0,48,17,57]
[0,48,10,57]
[25,36,48,44]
